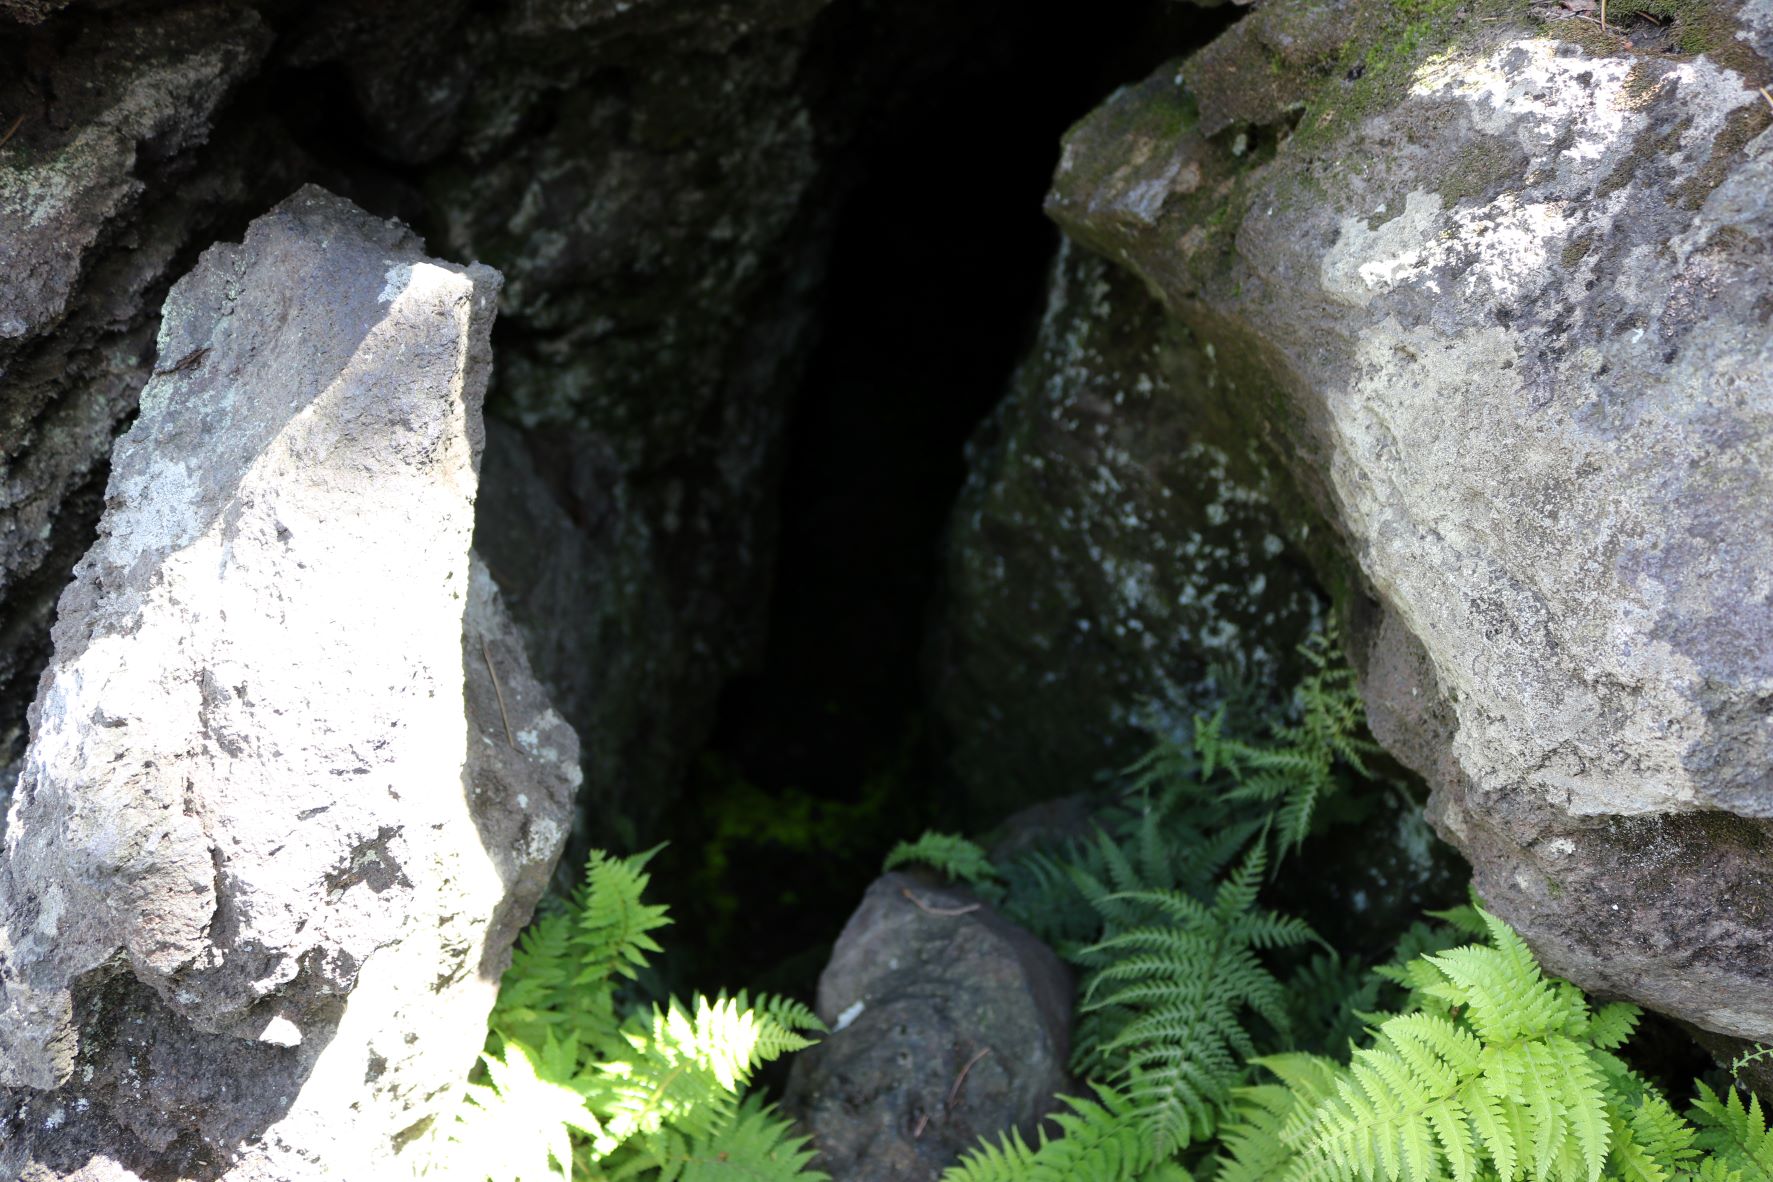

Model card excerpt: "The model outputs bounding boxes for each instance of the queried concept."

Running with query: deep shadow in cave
[655,0,1239,999]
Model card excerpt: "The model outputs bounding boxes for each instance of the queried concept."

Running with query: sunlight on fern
[443,848,827,1182]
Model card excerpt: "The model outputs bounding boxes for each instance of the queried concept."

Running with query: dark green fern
[884,830,1001,888]
[1072,841,1319,1155]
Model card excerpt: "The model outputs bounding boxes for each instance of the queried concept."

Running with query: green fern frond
[1073,843,1317,1154]
[1206,908,1692,1182]
[1287,952,1381,1057]
[458,849,823,1181]
[596,991,822,1149]
[1190,626,1378,858]
[456,1035,606,1182]
[651,1094,829,1182]
[1692,1084,1773,1182]
[885,831,1001,886]
[998,847,1100,948]
[940,1085,1183,1182]
[576,846,673,987]
[490,848,673,1057]
[1212,1055,1346,1182]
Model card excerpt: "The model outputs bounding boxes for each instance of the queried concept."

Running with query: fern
[1193,627,1378,857]
[449,848,825,1182]
[1692,1084,1773,1182]
[492,848,672,1054]
[1210,906,1768,1182]
[940,1085,1193,1182]
[1072,842,1319,1155]
[884,830,1001,887]
[650,1094,825,1182]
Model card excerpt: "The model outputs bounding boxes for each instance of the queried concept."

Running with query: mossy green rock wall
[1042,0,1773,1043]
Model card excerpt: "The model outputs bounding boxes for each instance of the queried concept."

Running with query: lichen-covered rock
[0,187,579,1179]
[1048,1,1773,1042]
[784,872,1074,1182]
[0,3,291,780]
[936,241,1325,816]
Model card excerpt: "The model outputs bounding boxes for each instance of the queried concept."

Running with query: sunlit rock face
[1048,2,1773,1043]
[0,187,580,1179]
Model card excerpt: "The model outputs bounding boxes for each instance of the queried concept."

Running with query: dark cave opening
[655,0,1239,999]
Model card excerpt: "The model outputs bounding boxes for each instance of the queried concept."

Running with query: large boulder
[784,872,1074,1181]
[0,187,580,1179]
[1044,1,1773,1042]
[935,239,1326,817]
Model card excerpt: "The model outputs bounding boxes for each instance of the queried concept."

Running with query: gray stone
[0,3,289,783]
[0,187,579,1179]
[935,240,1326,817]
[784,872,1074,1182]
[1048,1,1773,1041]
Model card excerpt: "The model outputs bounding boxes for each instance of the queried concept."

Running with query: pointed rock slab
[0,186,580,1178]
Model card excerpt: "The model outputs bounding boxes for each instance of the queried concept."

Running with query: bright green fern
[1214,906,1760,1182]
[449,848,827,1182]
[1191,627,1378,857]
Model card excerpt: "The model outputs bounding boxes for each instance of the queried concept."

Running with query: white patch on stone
[833,1000,866,1033]
[259,1015,303,1047]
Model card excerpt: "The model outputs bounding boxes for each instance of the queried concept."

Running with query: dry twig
[0,114,25,151]
[901,887,981,918]
[945,1047,993,1108]
[481,637,516,749]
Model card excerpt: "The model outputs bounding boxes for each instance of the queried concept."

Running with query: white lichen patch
[1303,25,1773,821]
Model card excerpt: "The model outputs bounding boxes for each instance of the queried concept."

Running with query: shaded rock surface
[1046,0,1773,1041]
[936,239,1326,817]
[785,872,1073,1182]
[0,187,579,1179]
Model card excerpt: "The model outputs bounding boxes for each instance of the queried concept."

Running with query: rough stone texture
[0,187,579,1179]
[1048,0,1773,1041]
[0,3,289,782]
[784,872,1073,1182]
[269,0,997,845]
[0,0,69,25]
[935,240,1325,816]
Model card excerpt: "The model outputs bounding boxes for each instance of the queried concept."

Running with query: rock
[784,872,1074,1182]
[0,0,69,25]
[935,240,1326,817]
[1047,2,1773,1041]
[0,3,290,784]
[272,0,1002,845]
[0,187,580,1179]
